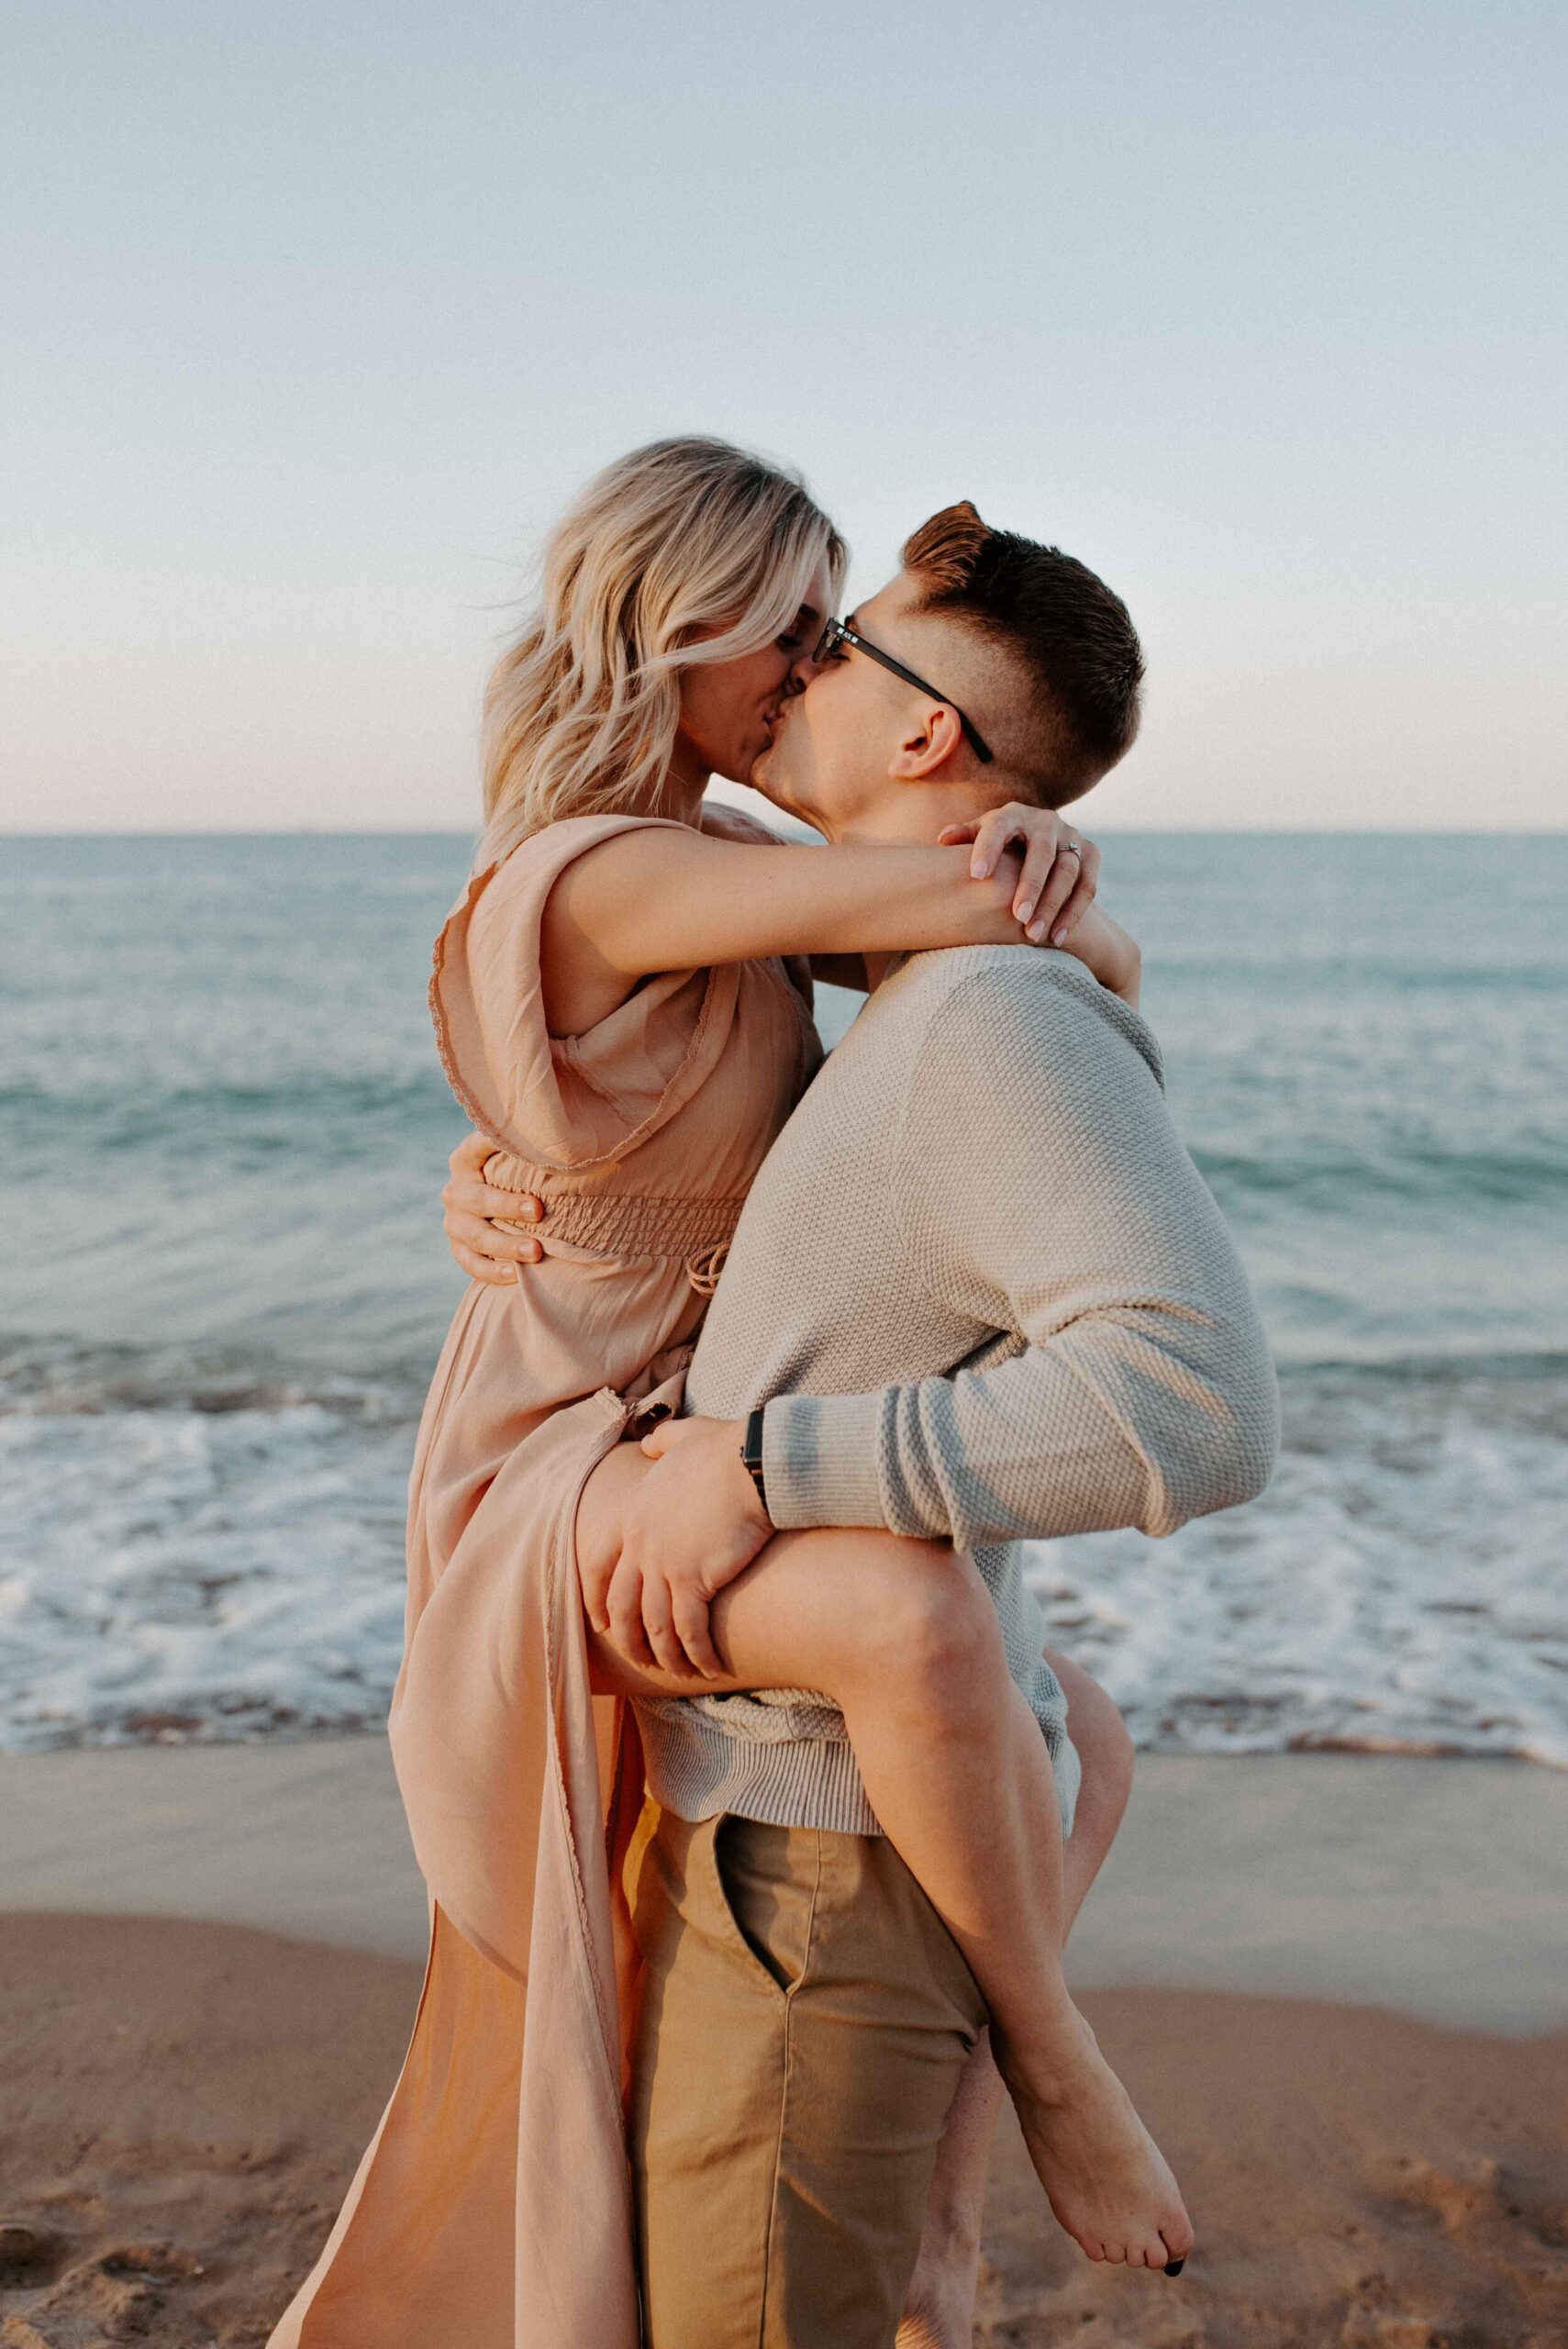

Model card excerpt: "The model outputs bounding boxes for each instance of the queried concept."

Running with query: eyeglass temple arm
[834,627,994,763]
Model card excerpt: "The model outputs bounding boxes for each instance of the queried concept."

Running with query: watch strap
[740,1407,769,1514]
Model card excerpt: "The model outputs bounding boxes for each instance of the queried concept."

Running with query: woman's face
[673,568,832,787]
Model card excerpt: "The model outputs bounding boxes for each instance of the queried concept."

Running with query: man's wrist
[756,1389,888,1531]
[739,1407,769,1519]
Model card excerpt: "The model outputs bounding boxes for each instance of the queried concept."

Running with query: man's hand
[443,1130,545,1285]
[579,1416,773,1678]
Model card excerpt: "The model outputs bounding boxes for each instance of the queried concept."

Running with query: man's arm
[762,961,1280,1552]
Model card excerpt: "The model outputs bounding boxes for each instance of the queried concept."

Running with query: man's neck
[810,785,992,992]
[811,785,977,853]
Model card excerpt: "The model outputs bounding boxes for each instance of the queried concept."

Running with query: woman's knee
[843,1536,1003,1698]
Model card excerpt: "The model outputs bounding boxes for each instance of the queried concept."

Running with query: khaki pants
[629,1808,986,2349]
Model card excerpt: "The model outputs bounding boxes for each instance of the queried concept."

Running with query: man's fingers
[672,1593,725,1679]
[452,1243,517,1286]
[639,1419,678,1460]
[446,1179,544,1222]
[578,1547,616,1634]
[450,1130,493,1175]
[606,1555,654,1668]
[445,1211,541,1263]
[639,1575,695,1679]
[483,1189,543,1223]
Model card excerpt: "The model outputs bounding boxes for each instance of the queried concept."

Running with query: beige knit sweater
[634,944,1280,1837]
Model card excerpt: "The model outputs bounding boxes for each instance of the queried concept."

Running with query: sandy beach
[2,1743,1565,2347]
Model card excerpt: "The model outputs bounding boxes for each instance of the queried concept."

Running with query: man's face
[752,571,953,829]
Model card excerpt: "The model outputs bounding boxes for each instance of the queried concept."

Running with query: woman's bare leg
[898,1654,1137,2347]
[579,1452,1191,2273]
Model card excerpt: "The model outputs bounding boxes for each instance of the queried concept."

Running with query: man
[447,501,1279,2345]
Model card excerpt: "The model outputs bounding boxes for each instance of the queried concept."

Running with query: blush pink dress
[267,812,819,2349]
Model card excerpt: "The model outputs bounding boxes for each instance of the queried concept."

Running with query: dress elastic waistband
[483,1152,744,1292]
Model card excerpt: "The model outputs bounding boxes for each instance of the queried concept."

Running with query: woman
[268,439,1187,2349]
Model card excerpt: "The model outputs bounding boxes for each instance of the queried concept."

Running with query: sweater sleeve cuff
[761,1390,887,1531]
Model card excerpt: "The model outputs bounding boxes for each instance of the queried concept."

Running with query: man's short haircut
[901,502,1144,806]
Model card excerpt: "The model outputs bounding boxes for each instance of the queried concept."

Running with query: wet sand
[2,1743,1565,2346]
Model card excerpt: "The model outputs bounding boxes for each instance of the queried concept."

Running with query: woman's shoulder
[485,807,685,881]
[433,808,762,1174]
[470,805,783,918]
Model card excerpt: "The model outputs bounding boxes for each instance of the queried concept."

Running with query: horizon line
[6,823,1568,842]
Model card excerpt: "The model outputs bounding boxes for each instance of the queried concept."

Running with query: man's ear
[887,702,967,782]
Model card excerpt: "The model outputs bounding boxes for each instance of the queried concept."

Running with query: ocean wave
[1194,1143,1568,1211]
[0,1384,416,1750]
[7,1087,1560,1214]
[1156,957,1568,996]
[0,1335,418,1420]
[1,1352,1563,1765]
[1026,1359,1568,1773]
[0,1070,456,1124]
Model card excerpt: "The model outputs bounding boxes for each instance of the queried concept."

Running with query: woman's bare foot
[896,2217,982,2349]
[997,2005,1194,2269]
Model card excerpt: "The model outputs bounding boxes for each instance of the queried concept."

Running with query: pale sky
[5,1,1564,833]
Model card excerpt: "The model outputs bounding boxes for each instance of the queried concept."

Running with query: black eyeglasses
[813,617,994,764]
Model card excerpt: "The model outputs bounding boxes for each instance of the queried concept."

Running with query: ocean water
[2,831,1564,1763]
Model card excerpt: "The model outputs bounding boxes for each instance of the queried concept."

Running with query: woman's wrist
[1096,925,1141,1005]
[1060,907,1141,1004]
[1110,935,1141,1007]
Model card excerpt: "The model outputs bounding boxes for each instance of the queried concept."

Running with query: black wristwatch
[740,1408,769,1517]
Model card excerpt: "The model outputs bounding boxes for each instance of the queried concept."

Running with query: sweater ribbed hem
[762,1389,886,1531]
[636,1699,883,1837]
[633,1693,1081,1842]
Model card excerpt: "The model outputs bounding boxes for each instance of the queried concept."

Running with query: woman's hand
[442,1130,545,1285]
[938,805,1100,944]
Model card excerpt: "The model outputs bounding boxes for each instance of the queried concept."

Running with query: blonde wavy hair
[480,438,847,863]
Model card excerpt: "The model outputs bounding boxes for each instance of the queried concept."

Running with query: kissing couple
[269,437,1278,2349]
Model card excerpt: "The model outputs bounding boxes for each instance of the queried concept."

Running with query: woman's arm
[1057,905,1141,1007]
[699,800,1088,1004]
[699,805,869,992]
[555,830,1022,968]
[542,810,1087,1034]
[810,913,1138,1006]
